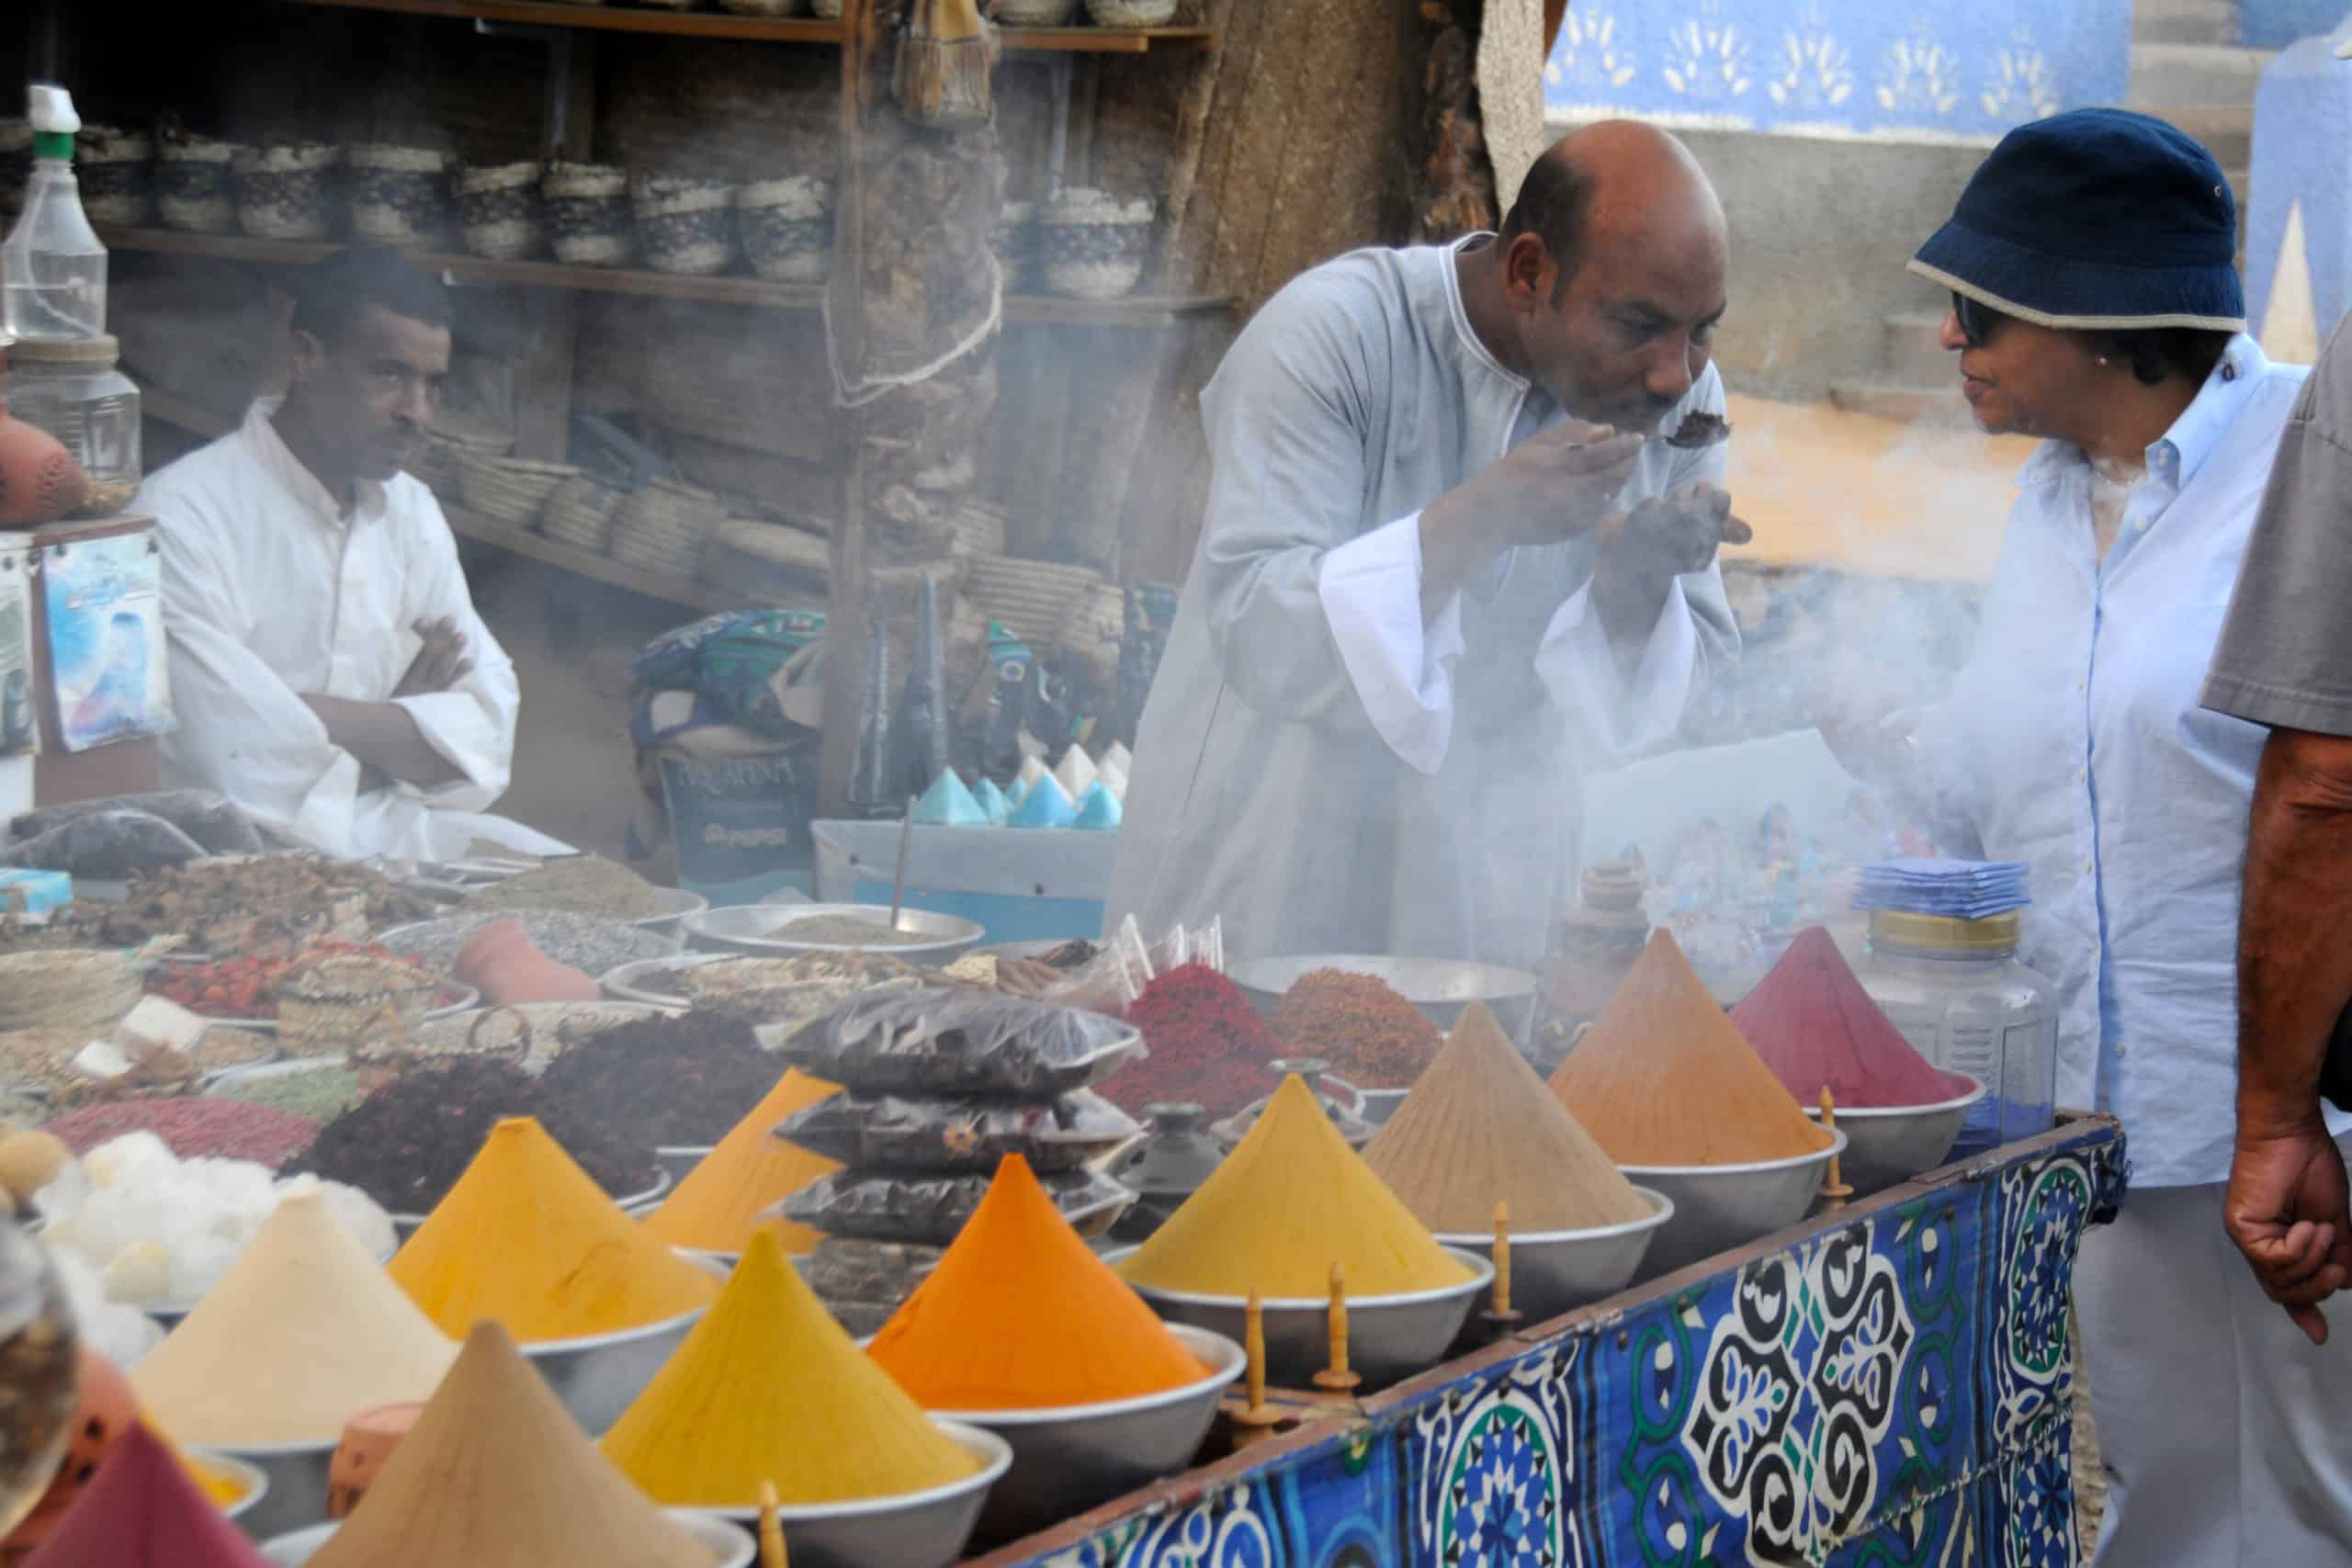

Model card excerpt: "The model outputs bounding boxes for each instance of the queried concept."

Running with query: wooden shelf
[271,0,1213,51]
[100,227,1234,328]
[442,503,821,614]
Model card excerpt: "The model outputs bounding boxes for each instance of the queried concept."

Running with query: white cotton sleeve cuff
[1537,577,1702,761]
[1316,513,1466,775]
[392,691,506,807]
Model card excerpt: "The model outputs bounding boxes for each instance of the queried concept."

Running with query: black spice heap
[284,1057,656,1214]
[534,1012,780,1149]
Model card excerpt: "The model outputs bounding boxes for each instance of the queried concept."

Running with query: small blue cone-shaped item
[1007,770,1076,829]
[913,768,989,827]
[1071,780,1124,831]
[1003,775,1031,811]
[973,776,1012,825]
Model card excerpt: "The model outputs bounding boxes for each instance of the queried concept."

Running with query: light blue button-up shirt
[1916,334,2346,1188]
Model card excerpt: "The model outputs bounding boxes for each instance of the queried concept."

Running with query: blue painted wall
[2242,0,2346,50]
[1544,0,2132,141]
[2246,28,2352,348]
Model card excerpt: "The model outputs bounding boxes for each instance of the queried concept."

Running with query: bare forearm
[301,695,466,789]
[2238,729,2352,1131]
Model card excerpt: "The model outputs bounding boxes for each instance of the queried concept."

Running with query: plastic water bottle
[2,85,107,341]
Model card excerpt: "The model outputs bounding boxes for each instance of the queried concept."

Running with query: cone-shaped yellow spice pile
[1363,1003,1650,1234]
[133,1183,459,1446]
[389,1117,718,1342]
[1548,931,1832,1166]
[869,1154,1214,1409]
[308,1321,708,1568]
[641,1067,842,1255]
[1116,1075,1471,1298]
[600,1228,978,1507]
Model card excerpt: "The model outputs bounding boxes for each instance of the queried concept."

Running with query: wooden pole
[817,0,885,815]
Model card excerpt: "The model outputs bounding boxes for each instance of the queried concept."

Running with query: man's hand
[1419,421,1646,616]
[2225,1113,2352,1345]
[1589,483,1752,652]
[396,616,474,697]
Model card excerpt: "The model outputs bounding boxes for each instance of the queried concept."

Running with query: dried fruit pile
[147,942,462,1021]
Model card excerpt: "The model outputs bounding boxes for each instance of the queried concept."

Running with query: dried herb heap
[79,855,437,958]
[41,1098,321,1167]
[458,856,674,921]
[1103,963,1280,1119]
[1269,968,1442,1090]
[535,1011,778,1148]
[284,1058,655,1213]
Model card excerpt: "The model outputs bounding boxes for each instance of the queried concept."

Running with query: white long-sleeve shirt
[139,404,568,862]
[1910,334,2347,1187]
[1104,238,1736,970]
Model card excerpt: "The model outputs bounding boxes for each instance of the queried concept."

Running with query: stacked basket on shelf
[540,474,629,557]
[458,454,581,530]
[959,555,1106,649]
[612,478,729,581]
[414,423,514,500]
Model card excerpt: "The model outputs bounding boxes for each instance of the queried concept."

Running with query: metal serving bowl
[653,1145,713,1187]
[628,887,712,940]
[404,998,684,1071]
[1622,1129,1849,1279]
[1106,1245,1496,1390]
[929,1324,1242,1545]
[259,1509,755,1566]
[190,1447,269,1529]
[707,1420,1011,1568]
[216,1438,333,1541]
[1433,1187,1675,1326]
[1226,954,1539,1046]
[1803,1077,1986,1197]
[522,1292,710,1437]
[681,903,985,967]
[599,953,724,1007]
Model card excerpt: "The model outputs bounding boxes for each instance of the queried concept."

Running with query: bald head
[1504,120,1725,299]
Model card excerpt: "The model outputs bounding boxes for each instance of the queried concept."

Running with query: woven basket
[455,161,545,260]
[705,517,831,602]
[414,426,510,499]
[541,474,627,554]
[458,455,579,528]
[0,951,141,1032]
[277,955,436,1056]
[613,479,726,580]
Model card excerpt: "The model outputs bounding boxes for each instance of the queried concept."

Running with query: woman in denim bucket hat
[1823,107,2352,1563]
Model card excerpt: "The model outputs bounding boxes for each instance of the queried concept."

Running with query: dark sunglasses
[1952,291,2003,348]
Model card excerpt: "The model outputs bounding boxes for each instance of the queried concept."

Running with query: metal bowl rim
[209,1436,339,1460]
[1618,1126,1849,1179]
[628,888,712,927]
[513,1297,711,1356]
[1102,1243,1496,1312]
[1798,1076,1986,1122]
[187,1445,270,1513]
[703,1418,1012,1521]
[1225,953,1538,1001]
[1432,1185,1677,1248]
[598,952,724,1000]
[682,902,985,954]
[896,1323,1243,1427]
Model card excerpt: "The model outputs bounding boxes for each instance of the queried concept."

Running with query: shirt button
[2076,768,2087,783]
[2081,857,2094,874]
[2075,680,2086,693]
[2115,1044,2129,1059]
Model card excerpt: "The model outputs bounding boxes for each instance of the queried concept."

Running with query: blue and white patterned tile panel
[1007,1119,2127,1568]
[1544,1,2132,141]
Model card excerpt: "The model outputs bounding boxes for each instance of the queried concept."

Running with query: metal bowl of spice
[518,1285,706,1438]
[681,904,984,967]
[259,1509,756,1566]
[1620,1128,1849,1279]
[219,1438,335,1544]
[1227,955,1539,1050]
[915,1323,1242,1545]
[1801,1077,1985,1198]
[597,953,724,1008]
[189,1447,270,1528]
[1104,1244,1496,1391]
[376,912,682,980]
[1432,1187,1676,1326]
[706,1419,1010,1568]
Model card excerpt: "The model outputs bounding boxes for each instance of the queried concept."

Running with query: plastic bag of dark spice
[775,1089,1139,1175]
[764,987,1145,1098]
[775,1166,1135,1247]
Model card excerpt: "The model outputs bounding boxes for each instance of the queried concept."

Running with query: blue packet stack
[1853,857,2030,919]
